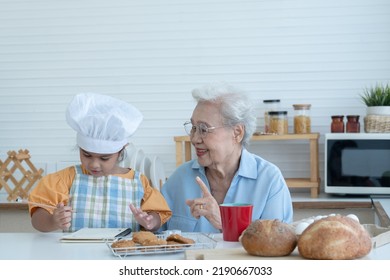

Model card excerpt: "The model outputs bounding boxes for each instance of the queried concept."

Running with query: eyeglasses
[183,121,227,138]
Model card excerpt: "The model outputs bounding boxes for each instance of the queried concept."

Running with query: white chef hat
[66,93,143,154]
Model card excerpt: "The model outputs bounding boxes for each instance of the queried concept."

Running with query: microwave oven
[325,133,390,195]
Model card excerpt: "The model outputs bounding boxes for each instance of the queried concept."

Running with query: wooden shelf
[174,133,321,198]
[285,178,320,188]
[0,202,28,210]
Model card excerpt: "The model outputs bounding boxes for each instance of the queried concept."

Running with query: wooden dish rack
[0,149,44,201]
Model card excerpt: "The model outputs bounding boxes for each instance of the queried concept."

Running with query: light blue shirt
[161,148,293,233]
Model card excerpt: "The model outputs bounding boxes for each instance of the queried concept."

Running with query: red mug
[219,203,253,241]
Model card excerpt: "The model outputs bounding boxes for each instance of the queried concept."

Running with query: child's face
[79,149,120,177]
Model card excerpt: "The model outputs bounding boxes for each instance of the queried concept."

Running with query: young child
[28,93,172,232]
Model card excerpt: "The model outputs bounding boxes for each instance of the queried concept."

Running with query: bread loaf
[241,219,297,257]
[297,215,372,260]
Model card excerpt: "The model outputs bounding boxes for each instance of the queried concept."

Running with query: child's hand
[129,204,161,231]
[53,203,72,230]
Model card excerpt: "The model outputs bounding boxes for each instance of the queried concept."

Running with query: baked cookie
[165,240,184,250]
[111,239,137,253]
[132,231,157,245]
[166,234,195,246]
[138,238,168,252]
[143,238,168,246]
[111,239,136,249]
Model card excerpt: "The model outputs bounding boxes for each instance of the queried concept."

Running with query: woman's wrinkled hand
[185,176,222,230]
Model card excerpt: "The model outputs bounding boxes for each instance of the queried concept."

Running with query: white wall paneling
[1,0,389,196]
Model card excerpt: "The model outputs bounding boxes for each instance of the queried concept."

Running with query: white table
[0,231,389,260]
[0,232,239,260]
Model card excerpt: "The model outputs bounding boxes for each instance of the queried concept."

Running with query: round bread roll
[241,219,297,257]
[298,215,372,260]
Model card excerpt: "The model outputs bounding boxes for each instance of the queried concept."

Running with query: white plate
[150,156,166,190]
[120,143,136,168]
[130,148,145,171]
[140,156,152,179]
[136,150,145,171]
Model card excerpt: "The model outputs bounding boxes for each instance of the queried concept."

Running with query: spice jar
[268,111,288,134]
[331,115,344,133]
[346,115,360,133]
[293,104,311,134]
[263,99,281,133]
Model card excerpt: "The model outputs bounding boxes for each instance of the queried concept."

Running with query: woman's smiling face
[190,101,237,168]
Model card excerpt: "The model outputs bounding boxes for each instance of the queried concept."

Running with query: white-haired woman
[161,82,293,233]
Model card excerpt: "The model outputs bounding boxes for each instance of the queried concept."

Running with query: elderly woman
[161,83,293,233]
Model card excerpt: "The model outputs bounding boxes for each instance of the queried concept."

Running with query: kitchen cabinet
[174,133,320,198]
[0,203,36,232]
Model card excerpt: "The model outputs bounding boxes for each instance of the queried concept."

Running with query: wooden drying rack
[0,149,44,201]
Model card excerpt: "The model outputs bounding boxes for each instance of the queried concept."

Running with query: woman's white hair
[191,82,256,147]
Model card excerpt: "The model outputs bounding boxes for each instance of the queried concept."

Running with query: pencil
[16,199,75,212]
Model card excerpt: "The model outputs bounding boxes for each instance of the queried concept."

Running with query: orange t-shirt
[28,166,172,226]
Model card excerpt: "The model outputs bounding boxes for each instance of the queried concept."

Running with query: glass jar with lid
[263,99,281,133]
[293,104,311,134]
[268,111,288,134]
[346,115,360,133]
[331,115,344,133]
